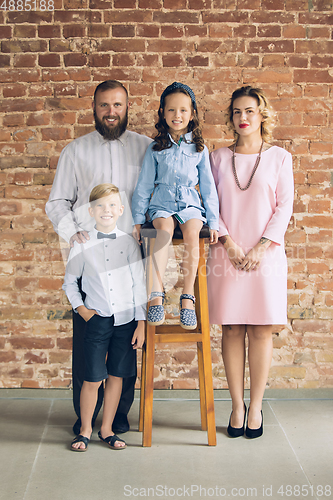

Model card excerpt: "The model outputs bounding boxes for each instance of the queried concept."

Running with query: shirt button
[106,259,109,261]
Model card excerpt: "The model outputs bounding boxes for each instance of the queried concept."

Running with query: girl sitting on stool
[132,82,219,330]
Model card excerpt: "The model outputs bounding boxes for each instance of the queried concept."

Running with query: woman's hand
[219,235,246,270]
[210,229,219,245]
[239,237,272,272]
[132,320,145,349]
[132,224,142,244]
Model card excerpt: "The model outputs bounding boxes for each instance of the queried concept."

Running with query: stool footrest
[152,324,198,334]
[155,333,202,343]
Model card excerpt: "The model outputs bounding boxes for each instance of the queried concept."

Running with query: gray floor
[0,389,332,500]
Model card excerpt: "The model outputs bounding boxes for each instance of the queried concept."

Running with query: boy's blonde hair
[225,86,275,142]
[89,183,121,204]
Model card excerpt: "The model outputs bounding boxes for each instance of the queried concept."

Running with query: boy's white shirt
[63,226,147,325]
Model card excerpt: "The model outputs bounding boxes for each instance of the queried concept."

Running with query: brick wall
[0,0,332,390]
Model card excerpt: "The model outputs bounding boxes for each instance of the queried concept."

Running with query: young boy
[63,183,146,451]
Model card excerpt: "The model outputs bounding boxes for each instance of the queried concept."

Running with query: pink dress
[207,146,294,325]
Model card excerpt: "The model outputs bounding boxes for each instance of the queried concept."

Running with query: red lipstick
[239,124,249,129]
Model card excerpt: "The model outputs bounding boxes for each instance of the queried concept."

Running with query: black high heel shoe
[227,403,247,438]
[245,410,263,439]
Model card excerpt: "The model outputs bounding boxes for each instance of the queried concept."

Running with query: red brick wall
[0,1,332,389]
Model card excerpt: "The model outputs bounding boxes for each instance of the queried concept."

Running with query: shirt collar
[96,129,129,147]
[168,131,193,145]
[92,226,121,238]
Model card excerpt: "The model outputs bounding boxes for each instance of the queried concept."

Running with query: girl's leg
[150,217,176,306]
[222,325,247,428]
[72,380,101,449]
[247,325,273,429]
[179,219,203,309]
[100,375,125,448]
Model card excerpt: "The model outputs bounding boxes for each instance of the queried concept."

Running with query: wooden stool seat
[139,222,216,447]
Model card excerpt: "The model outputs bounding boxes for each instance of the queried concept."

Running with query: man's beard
[94,108,128,140]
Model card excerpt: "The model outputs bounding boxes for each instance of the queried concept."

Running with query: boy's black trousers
[72,307,136,424]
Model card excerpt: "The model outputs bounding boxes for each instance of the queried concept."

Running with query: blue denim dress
[132,133,219,230]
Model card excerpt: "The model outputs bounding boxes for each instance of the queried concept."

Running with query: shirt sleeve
[197,146,220,230]
[262,151,294,245]
[62,243,85,311]
[209,150,229,236]
[127,238,147,320]
[45,143,82,243]
[131,144,157,225]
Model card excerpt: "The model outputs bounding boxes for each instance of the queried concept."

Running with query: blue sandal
[147,291,165,326]
[98,431,127,450]
[180,294,197,330]
[71,434,90,452]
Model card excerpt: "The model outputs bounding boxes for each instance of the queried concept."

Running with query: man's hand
[132,224,142,244]
[210,229,219,245]
[131,320,145,349]
[76,305,98,322]
[70,231,90,248]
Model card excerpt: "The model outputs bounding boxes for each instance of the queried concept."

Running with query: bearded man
[46,80,152,435]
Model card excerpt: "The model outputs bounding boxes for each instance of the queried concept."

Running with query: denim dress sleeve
[197,146,220,230]
[131,143,157,225]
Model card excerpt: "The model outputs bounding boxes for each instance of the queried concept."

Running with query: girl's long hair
[153,89,204,152]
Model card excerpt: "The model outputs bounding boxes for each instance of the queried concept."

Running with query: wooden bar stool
[139,222,216,447]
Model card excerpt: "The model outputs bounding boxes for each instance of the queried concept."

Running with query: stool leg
[141,235,155,446]
[142,322,155,447]
[197,342,207,431]
[201,333,216,446]
[139,343,146,433]
[197,239,216,446]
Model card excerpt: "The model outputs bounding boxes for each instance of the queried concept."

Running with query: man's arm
[45,144,83,243]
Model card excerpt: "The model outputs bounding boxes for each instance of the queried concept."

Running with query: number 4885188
[0,0,54,10]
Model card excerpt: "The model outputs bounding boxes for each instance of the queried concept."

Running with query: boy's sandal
[98,431,127,450]
[147,291,165,326]
[180,293,197,330]
[71,434,90,452]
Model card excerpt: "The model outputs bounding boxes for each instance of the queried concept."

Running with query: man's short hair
[89,183,121,204]
[93,80,128,102]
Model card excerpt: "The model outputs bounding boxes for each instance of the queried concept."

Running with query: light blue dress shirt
[63,227,147,325]
[132,132,219,230]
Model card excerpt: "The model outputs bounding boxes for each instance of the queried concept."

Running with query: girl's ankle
[150,296,163,306]
[181,293,195,310]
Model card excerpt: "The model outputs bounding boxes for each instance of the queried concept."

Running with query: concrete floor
[0,388,332,500]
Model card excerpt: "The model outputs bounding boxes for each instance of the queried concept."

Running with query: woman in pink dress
[207,86,294,438]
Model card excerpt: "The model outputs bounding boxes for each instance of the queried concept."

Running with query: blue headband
[160,82,197,111]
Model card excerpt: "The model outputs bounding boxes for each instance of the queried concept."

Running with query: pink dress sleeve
[262,150,294,245]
